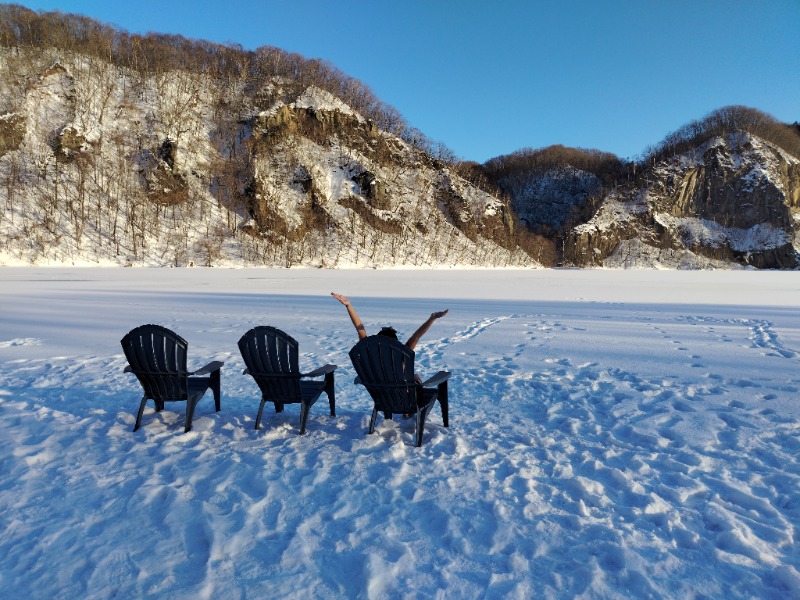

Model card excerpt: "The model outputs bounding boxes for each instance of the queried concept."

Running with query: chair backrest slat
[238,326,302,403]
[350,336,416,413]
[121,324,189,400]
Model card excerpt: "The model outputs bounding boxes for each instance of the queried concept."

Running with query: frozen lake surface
[1,268,799,599]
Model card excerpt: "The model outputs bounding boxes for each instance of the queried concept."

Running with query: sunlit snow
[1,267,799,598]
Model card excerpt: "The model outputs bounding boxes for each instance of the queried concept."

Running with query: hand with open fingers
[331,292,350,306]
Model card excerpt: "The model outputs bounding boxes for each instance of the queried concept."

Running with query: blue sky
[12,0,800,163]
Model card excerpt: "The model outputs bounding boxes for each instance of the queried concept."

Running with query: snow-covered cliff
[566,133,800,268]
[0,49,532,268]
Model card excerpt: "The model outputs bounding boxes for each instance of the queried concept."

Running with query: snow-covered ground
[1,267,799,599]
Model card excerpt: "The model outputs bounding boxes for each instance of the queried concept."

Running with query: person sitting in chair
[332,292,450,425]
[330,292,448,350]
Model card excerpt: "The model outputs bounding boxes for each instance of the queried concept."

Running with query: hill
[0,5,541,268]
[488,107,800,269]
[0,6,798,269]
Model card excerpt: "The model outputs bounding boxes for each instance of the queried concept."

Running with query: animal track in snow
[748,319,797,358]
[448,316,512,343]
[680,316,797,359]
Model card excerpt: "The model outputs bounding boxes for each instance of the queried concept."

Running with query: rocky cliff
[563,133,800,268]
[1,12,798,270]
[496,165,601,234]
[0,48,532,267]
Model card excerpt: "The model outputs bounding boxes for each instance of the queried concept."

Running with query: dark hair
[378,326,398,340]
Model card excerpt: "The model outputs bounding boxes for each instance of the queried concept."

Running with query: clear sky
[10,0,800,163]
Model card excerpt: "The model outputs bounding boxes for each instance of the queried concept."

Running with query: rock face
[0,49,531,268]
[240,86,526,266]
[564,133,800,268]
[0,113,25,156]
[496,165,601,233]
[1,43,798,269]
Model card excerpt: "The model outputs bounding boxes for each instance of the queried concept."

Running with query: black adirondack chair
[120,324,223,433]
[238,326,337,435]
[349,335,450,447]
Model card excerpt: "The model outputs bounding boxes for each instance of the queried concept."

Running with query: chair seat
[364,384,436,414]
[188,376,212,401]
[418,387,436,408]
[252,379,324,404]
[299,380,325,401]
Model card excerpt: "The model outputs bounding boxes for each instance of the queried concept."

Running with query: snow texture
[1,267,799,599]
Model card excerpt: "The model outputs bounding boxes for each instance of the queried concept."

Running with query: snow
[0,49,527,270]
[605,239,741,270]
[573,192,648,235]
[654,214,792,252]
[1,267,800,599]
[293,86,364,122]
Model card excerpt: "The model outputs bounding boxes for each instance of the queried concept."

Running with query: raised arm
[405,309,448,350]
[331,292,367,340]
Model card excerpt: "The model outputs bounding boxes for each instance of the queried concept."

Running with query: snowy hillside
[567,132,800,269]
[1,9,799,270]
[0,48,533,268]
[498,165,602,231]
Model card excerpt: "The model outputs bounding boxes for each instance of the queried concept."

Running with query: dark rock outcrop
[564,133,800,268]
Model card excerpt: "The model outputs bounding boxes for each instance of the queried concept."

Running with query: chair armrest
[192,360,224,376]
[419,371,450,387]
[302,364,337,378]
[124,365,132,373]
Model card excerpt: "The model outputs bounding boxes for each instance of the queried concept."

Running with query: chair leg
[299,402,310,436]
[438,381,449,428]
[185,397,200,433]
[211,369,221,412]
[255,398,267,430]
[416,401,435,447]
[133,396,148,432]
[325,372,336,416]
[369,406,379,434]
